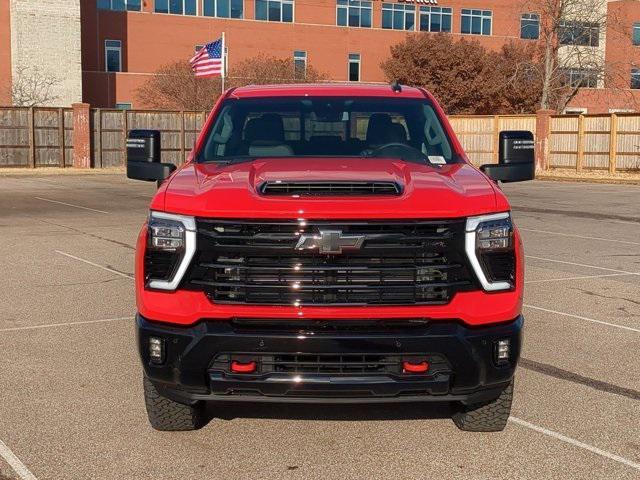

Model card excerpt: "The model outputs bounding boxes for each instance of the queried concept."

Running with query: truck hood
[155,158,509,219]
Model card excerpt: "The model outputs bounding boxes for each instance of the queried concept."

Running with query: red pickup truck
[127,83,534,432]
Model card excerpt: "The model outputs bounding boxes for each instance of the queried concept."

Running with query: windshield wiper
[199,156,256,166]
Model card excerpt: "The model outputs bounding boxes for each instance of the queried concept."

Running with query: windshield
[199,97,457,164]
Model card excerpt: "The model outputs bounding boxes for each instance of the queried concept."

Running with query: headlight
[465,213,515,291]
[145,211,196,291]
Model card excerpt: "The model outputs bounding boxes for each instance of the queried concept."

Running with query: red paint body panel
[137,85,523,328]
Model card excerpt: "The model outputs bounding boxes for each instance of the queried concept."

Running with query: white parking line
[509,417,640,472]
[54,251,133,279]
[525,272,637,284]
[34,197,109,214]
[524,304,640,333]
[526,255,639,275]
[520,228,640,246]
[0,316,132,333]
[0,439,38,480]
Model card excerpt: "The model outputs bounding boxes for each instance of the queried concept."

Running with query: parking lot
[0,173,638,479]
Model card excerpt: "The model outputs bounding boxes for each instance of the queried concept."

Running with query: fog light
[149,337,164,364]
[496,339,510,363]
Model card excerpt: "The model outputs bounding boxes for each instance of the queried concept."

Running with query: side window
[255,0,294,22]
[520,13,540,40]
[105,40,122,72]
[348,53,360,82]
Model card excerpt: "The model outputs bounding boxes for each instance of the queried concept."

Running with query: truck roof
[228,83,428,99]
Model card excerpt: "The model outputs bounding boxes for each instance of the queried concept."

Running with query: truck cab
[127,83,534,432]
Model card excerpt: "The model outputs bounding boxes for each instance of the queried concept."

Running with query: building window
[561,68,598,88]
[348,53,360,82]
[632,68,640,89]
[105,40,122,72]
[155,0,197,15]
[382,3,415,31]
[336,0,372,28]
[559,20,599,47]
[461,9,492,36]
[419,6,452,33]
[520,13,539,40]
[97,0,141,11]
[255,0,294,22]
[293,51,307,79]
[203,0,243,18]
[115,103,132,110]
[633,23,640,46]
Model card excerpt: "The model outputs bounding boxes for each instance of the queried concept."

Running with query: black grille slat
[211,352,452,376]
[260,181,402,196]
[186,219,475,305]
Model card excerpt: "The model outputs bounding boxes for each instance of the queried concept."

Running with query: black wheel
[452,379,514,432]
[143,376,205,431]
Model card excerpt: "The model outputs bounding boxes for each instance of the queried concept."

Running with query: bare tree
[137,55,326,110]
[136,61,222,111]
[10,65,61,107]
[520,0,625,111]
[230,55,325,86]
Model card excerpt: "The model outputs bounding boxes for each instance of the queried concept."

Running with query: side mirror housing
[480,130,535,183]
[126,130,176,182]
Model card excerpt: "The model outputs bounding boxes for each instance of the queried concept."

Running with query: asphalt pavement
[0,174,638,479]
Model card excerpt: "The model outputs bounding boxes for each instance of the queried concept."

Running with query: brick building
[1,0,640,112]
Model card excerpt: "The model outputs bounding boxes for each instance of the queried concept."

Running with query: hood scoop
[259,181,403,196]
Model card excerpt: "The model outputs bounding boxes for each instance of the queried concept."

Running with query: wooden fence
[92,109,207,167]
[1,106,640,172]
[547,114,640,173]
[448,115,537,166]
[0,107,73,167]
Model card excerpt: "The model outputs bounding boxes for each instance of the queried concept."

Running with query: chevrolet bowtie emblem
[295,230,366,254]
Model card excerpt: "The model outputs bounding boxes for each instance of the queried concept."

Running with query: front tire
[452,379,513,432]
[143,376,205,431]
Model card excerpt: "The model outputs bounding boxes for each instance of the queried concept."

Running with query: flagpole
[221,31,226,95]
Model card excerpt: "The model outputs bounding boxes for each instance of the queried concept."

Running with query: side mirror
[126,130,176,182]
[480,131,535,183]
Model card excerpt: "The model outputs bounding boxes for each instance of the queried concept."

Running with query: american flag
[190,38,224,78]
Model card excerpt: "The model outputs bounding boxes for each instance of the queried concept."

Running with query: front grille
[185,219,475,305]
[260,181,402,196]
[211,353,450,376]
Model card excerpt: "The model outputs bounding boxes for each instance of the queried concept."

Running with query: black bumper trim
[137,314,523,405]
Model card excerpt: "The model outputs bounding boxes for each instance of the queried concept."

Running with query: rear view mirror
[126,130,176,182]
[480,131,535,183]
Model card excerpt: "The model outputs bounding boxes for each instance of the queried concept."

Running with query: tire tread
[452,380,513,432]
[143,376,204,431]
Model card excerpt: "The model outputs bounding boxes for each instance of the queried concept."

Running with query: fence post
[609,114,618,175]
[58,108,65,168]
[576,114,585,172]
[95,109,102,168]
[28,107,36,168]
[180,111,186,164]
[492,115,500,164]
[122,109,128,167]
[535,109,554,171]
[72,103,92,168]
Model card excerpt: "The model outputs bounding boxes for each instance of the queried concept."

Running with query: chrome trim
[464,212,512,292]
[147,211,197,291]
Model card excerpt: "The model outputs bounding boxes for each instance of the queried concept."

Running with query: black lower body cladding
[137,315,523,406]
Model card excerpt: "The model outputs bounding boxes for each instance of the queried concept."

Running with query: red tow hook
[231,360,257,374]
[402,360,429,374]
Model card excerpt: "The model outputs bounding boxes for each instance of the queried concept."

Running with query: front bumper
[137,315,523,405]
